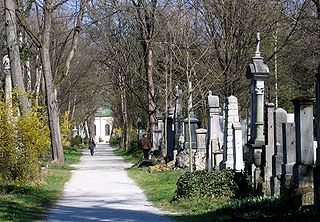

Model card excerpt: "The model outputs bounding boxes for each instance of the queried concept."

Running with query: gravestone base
[214,151,223,170]
[176,149,196,169]
[194,151,206,171]
[270,176,281,196]
[293,164,314,206]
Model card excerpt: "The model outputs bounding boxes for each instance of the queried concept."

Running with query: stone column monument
[246,33,270,194]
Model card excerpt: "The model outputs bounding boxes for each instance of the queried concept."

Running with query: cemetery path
[45,144,173,222]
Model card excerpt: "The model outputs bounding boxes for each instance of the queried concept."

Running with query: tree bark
[4,0,30,116]
[41,0,64,163]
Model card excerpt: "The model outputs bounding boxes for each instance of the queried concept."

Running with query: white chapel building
[94,108,113,143]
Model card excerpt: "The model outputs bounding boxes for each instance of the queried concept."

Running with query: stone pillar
[315,66,320,213]
[195,128,207,170]
[233,122,244,171]
[281,122,296,193]
[271,108,287,196]
[292,96,314,206]
[263,103,275,195]
[207,91,222,171]
[246,33,270,194]
[223,95,240,169]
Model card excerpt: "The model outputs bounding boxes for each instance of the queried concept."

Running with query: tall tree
[131,0,157,139]
[4,0,30,116]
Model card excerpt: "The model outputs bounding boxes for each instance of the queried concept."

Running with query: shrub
[0,92,50,186]
[71,135,83,147]
[173,169,251,200]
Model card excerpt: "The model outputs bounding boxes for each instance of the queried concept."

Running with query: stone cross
[255,32,261,57]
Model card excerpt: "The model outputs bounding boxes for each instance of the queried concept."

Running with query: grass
[0,145,85,222]
[115,147,320,222]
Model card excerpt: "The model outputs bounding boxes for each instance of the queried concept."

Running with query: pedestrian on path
[139,133,151,160]
[89,137,96,156]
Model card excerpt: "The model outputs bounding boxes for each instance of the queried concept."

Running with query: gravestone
[271,108,287,196]
[233,122,244,171]
[246,33,270,194]
[292,96,314,206]
[223,95,241,169]
[263,103,275,195]
[207,91,222,171]
[194,128,207,170]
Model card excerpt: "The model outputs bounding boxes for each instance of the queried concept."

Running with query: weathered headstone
[292,96,314,206]
[195,128,207,170]
[271,108,287,196]
[263,103,275,195]
[233,122,244,171]
[223,95,240,169]
[207,91,223,171]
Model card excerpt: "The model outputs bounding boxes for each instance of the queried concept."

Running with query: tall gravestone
[246,33,270,194]
[263,103,275,195]
[223,96,241,169]
[281,121,296,195]
[271,108,287,196]
[233,122,244,171]
[207,92,223,171]
[292,97,314,205]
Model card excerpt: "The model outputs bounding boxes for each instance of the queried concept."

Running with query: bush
[109,136,120,146]
[71,135,83,147]
[173,169,251,200]
[0,92,50,185]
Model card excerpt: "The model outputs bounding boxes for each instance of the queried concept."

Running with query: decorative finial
[255,32,261,57]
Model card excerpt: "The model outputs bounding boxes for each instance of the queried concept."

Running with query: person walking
[140,133,151,160]
[89,137,96,156]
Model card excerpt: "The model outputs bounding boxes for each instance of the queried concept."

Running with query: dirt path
[45,144,173,222]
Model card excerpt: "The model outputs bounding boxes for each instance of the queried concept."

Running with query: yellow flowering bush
[0,93,51,185]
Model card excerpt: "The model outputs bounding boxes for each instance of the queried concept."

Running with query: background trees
[1,0,319,170]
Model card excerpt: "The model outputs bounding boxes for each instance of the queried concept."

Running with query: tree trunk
[146,46,157,140]
[41,0,64,163]
[120,74,129,150]
[4,0,30,116]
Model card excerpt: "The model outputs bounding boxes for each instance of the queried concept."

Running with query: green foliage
[60,112,72,146]
[70,135,83,147]
[109,135,120,146]
[174,169,251,200]
[0,145,83,221]
[0,93,50,186]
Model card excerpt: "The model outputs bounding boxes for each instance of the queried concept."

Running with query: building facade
[94,108,113,143]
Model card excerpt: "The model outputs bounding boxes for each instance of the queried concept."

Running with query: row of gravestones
[173,33,317,207]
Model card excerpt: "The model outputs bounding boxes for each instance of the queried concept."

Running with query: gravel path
[45,144,173,222]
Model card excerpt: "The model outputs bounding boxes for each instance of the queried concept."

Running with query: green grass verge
[115,147,318,222]
[0,145,85,222]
